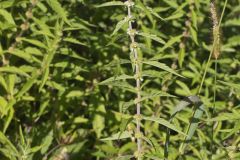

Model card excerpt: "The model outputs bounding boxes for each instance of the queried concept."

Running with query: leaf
[218,80,240,90]
[0,1,14,9]
[3,105,14,133]
[39,68,49,91]
[137,32,165,44]
[0,131,18,155]
[116,155,134,160]
[143,116,185,135]
[191,9,198,29]
[41,130,53,154]
[25,47,43,56]
[73,117,88,124]
[143,61,184,78]
[104,59,131,68]
[178,45,185,68]
[146,6,164,20]
[0,9,15,25]
[29,145,42,154]
[162,0,178,8]
[46,0,70,25]
[101,131,132,141]
[0,76,8,92]
[93,104,106,138]
[7,74,15,96]
[46,81,65,91]
[122,91,175,112]
[142,136,155,150]
[99,74,134,85]
[16,72,39,98]
[103,81,136,93]
[0,66,29,77]
[175,80,192,96]
[160,35,182,52]
[8,49,34,63]
[111,16,130,36]
[140,91,176,102]
[96,1,124,8]
[66,90,84,98]
[165,12,184,20]
[142,70,167,78]
[190,26,198,45]
[20,38,48,49]
[0,96,7,115]
[224,18,240,27]
[32,17,54,38]
[63,38,87,46]
[19,126,25,146]
[206,112,240,121]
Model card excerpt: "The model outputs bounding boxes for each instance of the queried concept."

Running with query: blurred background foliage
[0,0,239,159]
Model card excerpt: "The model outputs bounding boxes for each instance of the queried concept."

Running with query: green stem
[211,59,217,159]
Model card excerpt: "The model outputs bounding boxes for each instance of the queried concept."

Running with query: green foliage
[0,0,239,159]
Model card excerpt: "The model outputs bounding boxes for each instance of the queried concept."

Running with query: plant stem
[126,0,142,158]
[211,59,217,159]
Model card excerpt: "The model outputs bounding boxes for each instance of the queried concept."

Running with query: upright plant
[98,0,190,159]
[125,0,142,158]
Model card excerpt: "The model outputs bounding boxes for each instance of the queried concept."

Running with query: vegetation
[0,0,239,159]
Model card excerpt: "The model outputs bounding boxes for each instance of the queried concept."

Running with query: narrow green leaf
[143,116,185,135]
[0,131,18,155]
[63,38,87,46]
[46,0,70,25]
[73,117,88,124]
[146,6,165,20]
[178,45,185,68]
[0,66,29,77]
[25,47,43,56]
[99,74,134,85]
[96,1,124,8]
[111,16,130,36]
[41,130,53,154]
[206,112,240,121]
[165,12,184,20]
[66,90,84,98]
[16,72,39,98]
[142,136,155,149]
[46,81,65,91]
[33,17,54,38]
[0,76,8,92]
[162,0,178,8]
[143,61,184,78]
[0,96,7,115]
[20,38,48,49]
[93,104,106,138]
[7,74,15,96]
[137,32,165,44]
[0,9,15,25]
[101,131,132,141]
[19,126,25,146]
[8,49,34,63]
[3,105,14,133]
[190,26,198,45]
[116,155,134,160]
[160,35,182,52]
[39,68,49,91]
[218,80,240,90]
